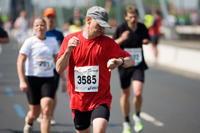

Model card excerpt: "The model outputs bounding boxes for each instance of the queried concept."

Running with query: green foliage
[142,0,160,6]
[96,0,106,7]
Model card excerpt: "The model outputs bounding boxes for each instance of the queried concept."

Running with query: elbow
[56,65,64,74]
[56,67,63,74]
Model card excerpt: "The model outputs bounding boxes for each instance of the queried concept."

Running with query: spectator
[14,10,29,49]
[63,7,84,34]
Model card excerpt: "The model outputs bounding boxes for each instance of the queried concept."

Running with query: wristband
[119,57,125,66]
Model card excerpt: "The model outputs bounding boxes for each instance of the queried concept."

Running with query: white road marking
[140,112,164,126]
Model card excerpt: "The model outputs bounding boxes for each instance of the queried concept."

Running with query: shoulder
[138,22,146,28]
[46,37,57,43]
[25,36,35,43]
[50,28,64,36]
[54,27,62,32]
[114,22,127,34]
[100,34,116,45]
[22,36,35,48]
[65,31,82,39]
[117,22,127,29]
[54,27,64,35]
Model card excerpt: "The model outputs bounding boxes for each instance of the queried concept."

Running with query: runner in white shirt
[17,18,59,133]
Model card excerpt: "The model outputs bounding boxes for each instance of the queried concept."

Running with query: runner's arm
[53,54,67,92]
[107,56,134,71]
[56,36,79,74]
[114,31,130,46]
[14,18,20,29]
[17,53,28,92]
[56,48,71,74]
[142,39,150,44]
[123,56,135,67]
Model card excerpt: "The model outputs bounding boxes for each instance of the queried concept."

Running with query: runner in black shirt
[0,26,9,44]
[0,26,9,53]
[113,5,150,133]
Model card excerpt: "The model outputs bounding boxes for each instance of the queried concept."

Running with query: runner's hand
[107,58,123,72]
[121,31,130,41]
[62,80,68,93]
[20,81,28,92]
[66,36,79,51]
[142,39,150,44]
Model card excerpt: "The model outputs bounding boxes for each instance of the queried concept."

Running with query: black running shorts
[72,104,110,131]
[25,76,56,105]
[118,67,145,89]
[150,35,160,45]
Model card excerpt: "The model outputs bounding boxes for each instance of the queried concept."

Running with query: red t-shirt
[57,31,130,112]
[149,15,162,36]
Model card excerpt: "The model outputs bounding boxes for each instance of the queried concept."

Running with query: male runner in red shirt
[56,6,135,133]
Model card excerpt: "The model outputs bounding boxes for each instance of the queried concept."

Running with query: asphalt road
[0,39,199,133]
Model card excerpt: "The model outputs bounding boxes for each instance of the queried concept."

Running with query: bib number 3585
[77,75,96,84]
[74,66,99,92]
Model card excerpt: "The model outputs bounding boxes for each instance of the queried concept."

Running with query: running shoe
[37,114,56,125]
[51,117,57,125]
[133,114,143,132]
[36,114,42,123]
[23,117,33,133]
[122,122,132,133]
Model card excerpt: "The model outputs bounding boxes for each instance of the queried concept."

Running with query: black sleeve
[0,26,8,38]
[112,27,120,40]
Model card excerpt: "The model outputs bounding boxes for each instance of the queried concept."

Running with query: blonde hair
[125,6,139,16]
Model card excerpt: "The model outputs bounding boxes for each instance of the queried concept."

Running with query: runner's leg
[27,105,41,123]
[93,118,108,133]
[40,97,53,133]
[76,127,91,133]
[151,44,158,60]
[132,80,143,114]
[92,104,109,133]
[120,86,131,118]
[73,109,91,133]
[51,91,57,115]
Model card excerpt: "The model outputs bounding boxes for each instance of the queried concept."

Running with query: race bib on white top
[34,56,54,72]
[74,66,99,92]
[124,48,142,66]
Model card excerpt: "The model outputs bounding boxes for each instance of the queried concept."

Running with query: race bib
[74,66,99,92]
[34,56,54,72]
[124,48,142,66]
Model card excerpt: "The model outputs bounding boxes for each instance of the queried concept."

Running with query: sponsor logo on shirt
[88,69,99,72]
[74,69,87,73]
[88,86,98,90]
